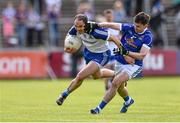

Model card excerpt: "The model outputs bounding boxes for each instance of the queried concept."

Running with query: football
[64,34,82,51]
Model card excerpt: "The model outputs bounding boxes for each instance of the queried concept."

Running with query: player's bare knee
[92,71,101,80]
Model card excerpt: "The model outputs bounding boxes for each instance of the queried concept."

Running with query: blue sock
[98,100,107,110]
[61,89,69,98]
[124,96,130,102]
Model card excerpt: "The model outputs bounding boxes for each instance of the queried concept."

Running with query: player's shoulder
[68,26,77,35]
[145,29,152,34]
[94,27,108,32]
[122,23,134,31]
[90,27,108,37]
[144,29,153,38]
[142,29,153,46]
[85,21,100,34]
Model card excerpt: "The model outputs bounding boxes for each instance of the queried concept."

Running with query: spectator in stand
[95,14,106,22]
[15,1,28,47]
[113,0,127,22]
[135,0,143,14]
[172,0,180,5]
[35,16,45,47]
[2,1,16,47]
[45,0,61,47]
[26,5,41,47]
[151,0,164,16]
[150,0,164,47]
[25,0,45,47]
[175,11,180,48]
[77,1,94,21]
[123,0,132,16]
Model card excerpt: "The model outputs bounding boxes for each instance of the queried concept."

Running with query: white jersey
[108,28,120,55]
[68,26,110,53]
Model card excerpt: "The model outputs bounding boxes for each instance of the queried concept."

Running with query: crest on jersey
[125,36,137,48]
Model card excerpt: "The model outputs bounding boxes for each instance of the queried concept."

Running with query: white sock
[97,106,101,111]
[125,97,132,105]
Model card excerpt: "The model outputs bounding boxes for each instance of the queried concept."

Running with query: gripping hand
[85,22,99,33]
[113,46,129,55]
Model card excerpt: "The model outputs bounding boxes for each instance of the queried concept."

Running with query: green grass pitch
[0,77,180,122]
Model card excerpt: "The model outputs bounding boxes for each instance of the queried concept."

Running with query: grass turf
[0,77,180,122]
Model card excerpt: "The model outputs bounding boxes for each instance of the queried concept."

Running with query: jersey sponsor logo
[125,36,137,48]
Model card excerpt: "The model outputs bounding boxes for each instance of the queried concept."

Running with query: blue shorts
[109,55,116,61]
[83,48,111,67]
[106,55,116,65]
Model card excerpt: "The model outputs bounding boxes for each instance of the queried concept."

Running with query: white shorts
[115,61,142,79]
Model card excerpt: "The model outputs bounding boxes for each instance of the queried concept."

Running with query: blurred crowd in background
[0,0,180,49]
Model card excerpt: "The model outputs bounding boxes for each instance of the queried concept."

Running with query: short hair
[74,14,88,25]
[103,9,113,15]
[134,12,151,25]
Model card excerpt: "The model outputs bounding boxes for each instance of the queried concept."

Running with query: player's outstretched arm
[108,35,122,48]
[98,22,122,30]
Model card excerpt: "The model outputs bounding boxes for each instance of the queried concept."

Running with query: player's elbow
[138,53,146,60]
[108,35,114,42]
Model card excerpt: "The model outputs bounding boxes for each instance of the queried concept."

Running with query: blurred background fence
[0,0,180,79]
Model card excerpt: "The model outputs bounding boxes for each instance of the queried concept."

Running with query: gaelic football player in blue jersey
[102,9,135,91]
[90,12,153,114]
[56,14,122,106]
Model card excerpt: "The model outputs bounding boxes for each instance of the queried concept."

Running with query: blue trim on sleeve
[91,28,109,41]
[68,26,77,35]
[143,33,153,48]
[121,23,133,33]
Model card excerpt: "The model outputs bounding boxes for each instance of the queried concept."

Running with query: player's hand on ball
[64,47,77,53]
[64,35,82,52]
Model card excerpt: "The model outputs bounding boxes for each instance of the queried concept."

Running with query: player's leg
[92,68,115,80]
[116,65,142,113]
[90,62,142,114]
[117,82,134,113]
[67,61,100,92]
[56,61,100,106]
[105,60,115,91]
[90,71,129,114]
[103,62,114,90]
[117,82,128,98]
[90,49,112,79]
[116,64,142,113]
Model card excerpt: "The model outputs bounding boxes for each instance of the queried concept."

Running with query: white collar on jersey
[137,28,147,34]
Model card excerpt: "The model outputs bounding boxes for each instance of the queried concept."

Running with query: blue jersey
[115,23,153,66]
[68,26,110,53]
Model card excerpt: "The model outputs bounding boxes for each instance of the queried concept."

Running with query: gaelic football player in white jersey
[56,14,122,106]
